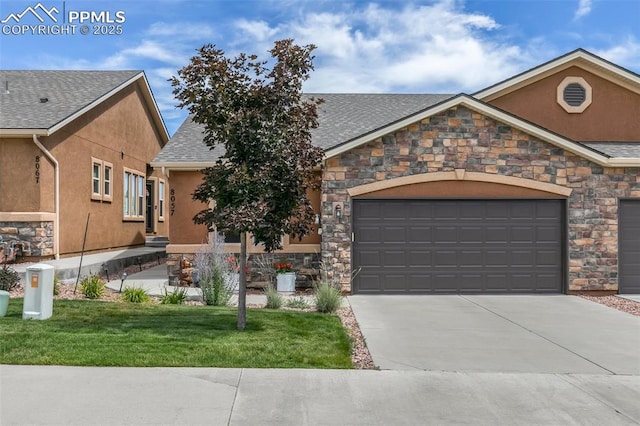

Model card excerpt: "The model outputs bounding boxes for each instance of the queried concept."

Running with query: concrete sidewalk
[1,365,639,425]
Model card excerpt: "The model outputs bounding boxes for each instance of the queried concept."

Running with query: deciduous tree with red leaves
[170,39,323,330]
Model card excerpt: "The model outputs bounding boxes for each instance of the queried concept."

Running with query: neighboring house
[0,70,170,261]
[151,49,640,294]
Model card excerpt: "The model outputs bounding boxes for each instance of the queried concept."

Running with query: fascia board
[150,161,213,170]
[0,129,48,137]
[152,161,322,172]
[605,158,640,167]
[137,72,170,144]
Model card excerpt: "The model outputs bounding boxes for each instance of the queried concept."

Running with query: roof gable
[0,70,169,142]
[474,49,640,101]
[323,94,640,167]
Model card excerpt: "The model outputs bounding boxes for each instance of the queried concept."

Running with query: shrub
[264,284,283,309]
[194,235,235,306]
[53,276,61,296]
[0,264,21,292]
[314,281,343,314]
[285,296,311,310]
[121,286,150,303]
[201,267,233,306]
[80,274,105,299]
[160,286,189,305]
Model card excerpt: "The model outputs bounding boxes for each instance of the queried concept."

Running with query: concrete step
[145,236,169,248]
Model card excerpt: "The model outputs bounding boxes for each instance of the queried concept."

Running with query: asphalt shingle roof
[581,142,640,158]
[310,93,453,150]
[0,70,141,129]
[153,93,453,164]
[152,114,222,163]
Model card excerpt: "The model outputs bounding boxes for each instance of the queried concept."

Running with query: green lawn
[0,299,353,368]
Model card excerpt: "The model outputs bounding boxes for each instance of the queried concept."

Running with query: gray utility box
[23,263,54,320]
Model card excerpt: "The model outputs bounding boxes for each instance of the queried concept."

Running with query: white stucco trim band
[150,162,212,170]
[0,212,56,222]
[347,170,573,197]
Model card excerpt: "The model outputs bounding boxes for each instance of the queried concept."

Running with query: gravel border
[577,295,640,316]
[336,306,376,369]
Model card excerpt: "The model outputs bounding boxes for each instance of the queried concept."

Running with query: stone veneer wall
[321,106,640,292]
[0,221,54,258]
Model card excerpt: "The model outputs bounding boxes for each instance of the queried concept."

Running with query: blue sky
[1,0,638,135]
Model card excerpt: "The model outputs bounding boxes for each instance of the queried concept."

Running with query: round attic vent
[557,76,592,113]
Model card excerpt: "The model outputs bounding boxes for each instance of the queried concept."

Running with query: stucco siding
[168,171,209,245]
[36,82,166,255]
[0,138,54,212]
[490,66,640,142]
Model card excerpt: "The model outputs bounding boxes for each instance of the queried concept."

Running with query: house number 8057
[35,156,40,183]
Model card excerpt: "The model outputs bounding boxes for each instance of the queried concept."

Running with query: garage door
[619,200,640,294]
[352,199,564,294]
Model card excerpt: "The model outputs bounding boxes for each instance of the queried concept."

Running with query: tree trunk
[237,231,247,331]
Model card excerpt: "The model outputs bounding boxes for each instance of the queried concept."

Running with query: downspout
[32,135,60,259]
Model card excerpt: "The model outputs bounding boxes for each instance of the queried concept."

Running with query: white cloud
[235,19,279,42]
[232,1,529,94]
[111,40,186,66]
[146,21,216,40]
[574,0,592,19]
[594,37,640,70]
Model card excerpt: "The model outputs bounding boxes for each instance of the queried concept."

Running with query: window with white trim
[123,172,130,216]
[91,158,113,202]
[91,159,102,200]
[158,179,166,221]
[137,175,144,217]
[123,169,145,220]
[103,162,113,202]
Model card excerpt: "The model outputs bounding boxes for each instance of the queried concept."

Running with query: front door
[146,181,154,233]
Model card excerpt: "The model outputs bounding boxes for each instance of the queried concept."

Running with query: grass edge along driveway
[0,299,353,369]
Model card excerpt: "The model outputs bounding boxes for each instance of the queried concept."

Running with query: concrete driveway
[348,295,640,374]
